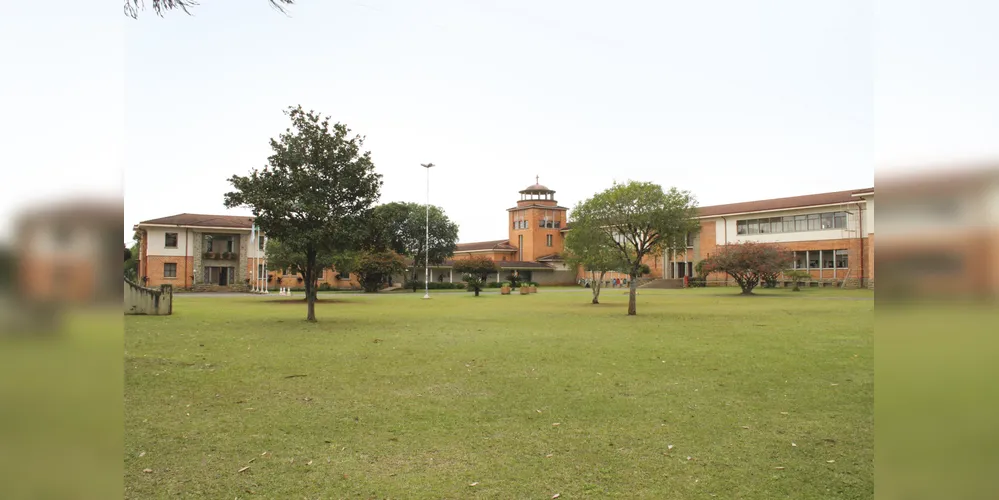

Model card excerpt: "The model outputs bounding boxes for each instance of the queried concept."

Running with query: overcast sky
[1,1,997,245]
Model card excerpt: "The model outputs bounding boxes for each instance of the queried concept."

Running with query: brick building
[675,188,875,288]
[133,214,360,291]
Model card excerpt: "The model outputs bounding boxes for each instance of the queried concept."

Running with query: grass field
[125,287,873,499]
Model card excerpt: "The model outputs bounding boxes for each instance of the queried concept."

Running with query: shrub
[687,277,707,288]
[318,282,332,291]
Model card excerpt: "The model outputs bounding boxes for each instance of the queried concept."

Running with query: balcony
[203,251,239,260]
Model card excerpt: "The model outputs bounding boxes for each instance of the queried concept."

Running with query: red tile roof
[696,188,872,218]
[139,213,255,229]
[454,239,518,252]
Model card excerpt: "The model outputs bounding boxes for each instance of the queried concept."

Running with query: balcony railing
[204,251,238,260]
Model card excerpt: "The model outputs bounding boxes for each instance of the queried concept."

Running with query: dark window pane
[835,249,849,268]
[758,219,769,233]
[808,250,820,268]
[165,233,178,248]
[822,250,834,268]
[163,263,177,278]
[821,213,834,229]
[794,251,807,269]
[737,221,747,234]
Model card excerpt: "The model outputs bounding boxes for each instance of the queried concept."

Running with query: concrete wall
[124,279,172,315]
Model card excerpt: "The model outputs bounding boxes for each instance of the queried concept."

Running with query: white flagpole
[251,224,257,292]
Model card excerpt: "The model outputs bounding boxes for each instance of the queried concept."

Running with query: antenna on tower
[536,175,539,184]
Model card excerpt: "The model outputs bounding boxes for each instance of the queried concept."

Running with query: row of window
[737,211,848,235]
[791,249,849,270]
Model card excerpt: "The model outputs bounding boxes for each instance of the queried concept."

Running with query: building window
[834,212,847,229]
[808,250,820,269]
[794,215,807,231]
[259,237,265,251]
[318,268,325,279]
[748,220,759,235]
[518,235,523,261]
[686,232,694,247]
[822,249,835,269]
[821,213,834,229]
[807,214,820,231]
[794,251,807,269]
[163,262,177,278]
[337,270,350,280]
[257,264,265,279]
[165,232,178,248]
[737,220,747,235]
[835,249,849,268]
[226,237,234,253]
[546,234,553,247]
[204,234,214,252]
[783,216,794,232]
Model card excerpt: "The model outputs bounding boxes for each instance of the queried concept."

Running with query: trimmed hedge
[403,281,467,290]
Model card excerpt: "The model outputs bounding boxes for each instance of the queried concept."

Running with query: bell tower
[508,177,568,262]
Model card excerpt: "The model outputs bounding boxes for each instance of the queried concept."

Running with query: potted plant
[220,251,230,260]
[500,282,511,295]
[204,251,216,259]
[519,283,530,295]
[528,281,538,293]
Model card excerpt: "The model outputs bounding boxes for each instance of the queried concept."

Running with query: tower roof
[519,175,554,194]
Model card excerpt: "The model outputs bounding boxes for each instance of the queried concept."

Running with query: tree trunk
[591,270,605,304]
[305,253,317,322]
[627,271,638,315]
[474,287,480,297]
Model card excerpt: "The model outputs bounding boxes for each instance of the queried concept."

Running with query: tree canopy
[563,212,626,304]
[225,105,382,321]
[365,202,459,291]
[701,242,793,295]
[452,256,499,297]
[124,0,293,18]
[572,181,699,315]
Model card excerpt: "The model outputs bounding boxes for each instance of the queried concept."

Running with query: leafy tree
[563,214,626,304]
[124,0,293,18]
[225,105,382,321]
[353,250,407,293]
[124,231,141,281]
[365,202,458,292]
[700,242,793,295]
[572,181,699,315]
[452,256,499,297]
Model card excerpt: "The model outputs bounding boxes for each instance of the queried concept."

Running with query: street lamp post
[421,163,435,299]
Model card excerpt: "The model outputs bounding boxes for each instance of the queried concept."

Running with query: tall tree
[353,250,407,293]
[573,181,699,315]
[225,105,382,321]
[124,0,293,18]
[366,202,459,292]
[452,256,499,297]
[123,230,141,281]
[563,213,626,304]
[701,242,793,295]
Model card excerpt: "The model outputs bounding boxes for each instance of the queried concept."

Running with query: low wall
[124,279,173,315]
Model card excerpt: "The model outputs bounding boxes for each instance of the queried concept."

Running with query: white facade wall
[709,203,866,246]
[144,227,266,257]
[144,227,192,257]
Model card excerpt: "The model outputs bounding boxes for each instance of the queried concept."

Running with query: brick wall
[143,255,194,288]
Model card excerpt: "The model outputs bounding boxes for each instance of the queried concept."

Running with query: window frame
[164,232,178,249]
[163,262,177,278]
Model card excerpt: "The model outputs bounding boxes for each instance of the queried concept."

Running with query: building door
[218,267,227,286]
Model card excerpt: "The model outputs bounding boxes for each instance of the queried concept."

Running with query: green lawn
[125,288,873,499]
